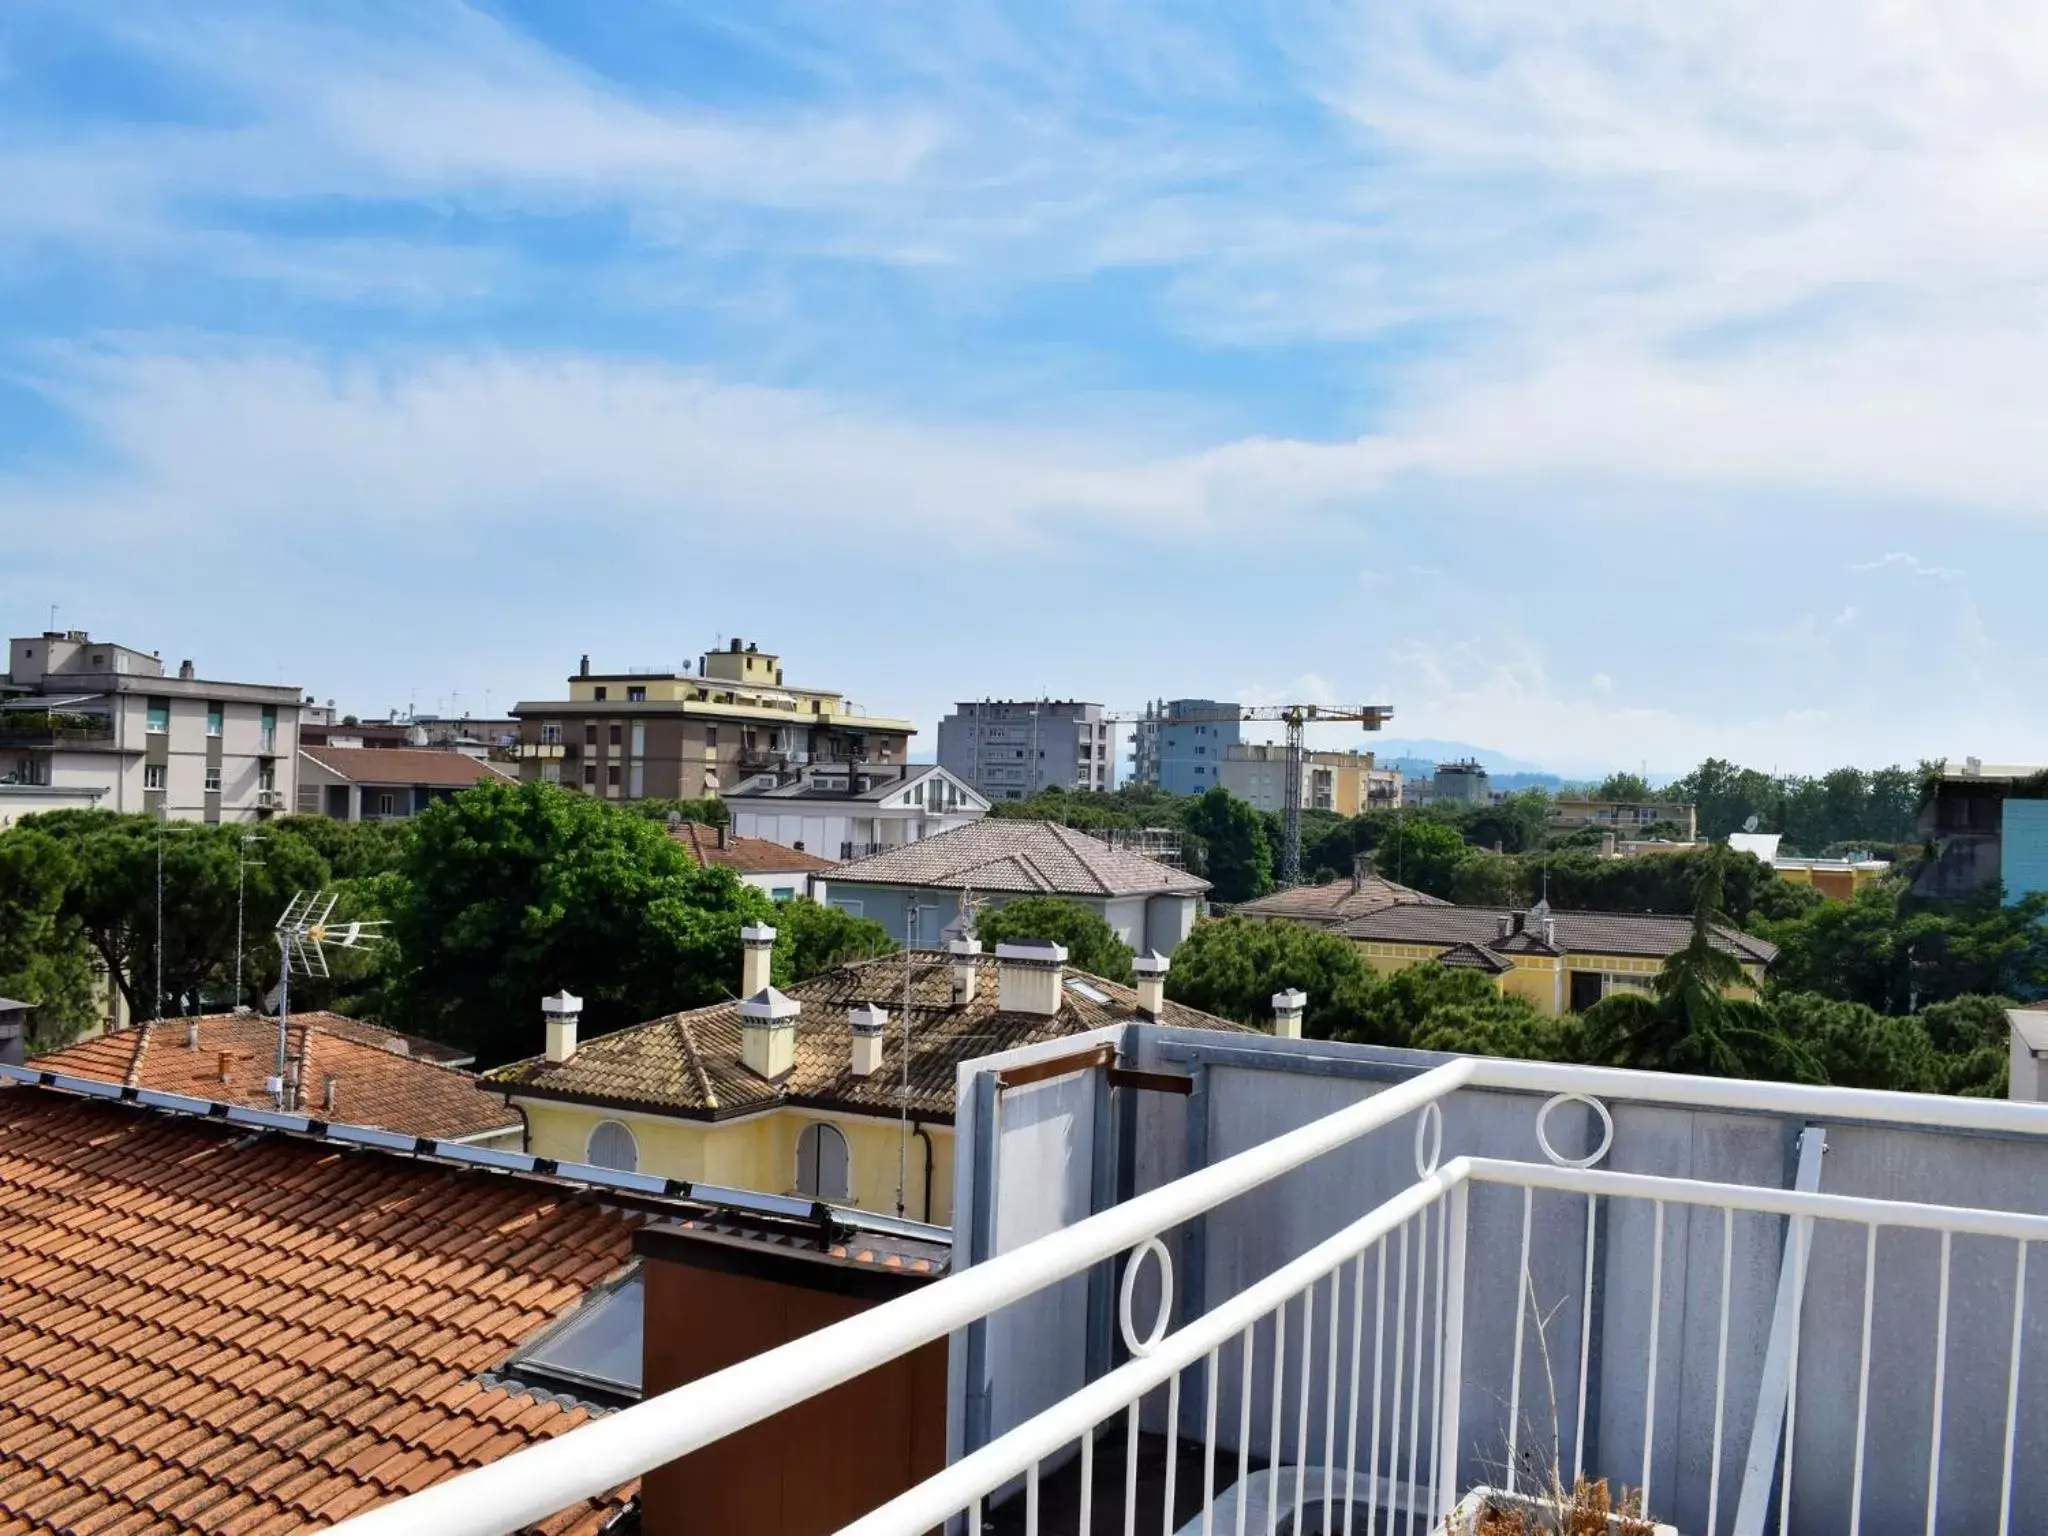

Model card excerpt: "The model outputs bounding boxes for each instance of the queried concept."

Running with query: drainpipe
[913,1122,936,1224]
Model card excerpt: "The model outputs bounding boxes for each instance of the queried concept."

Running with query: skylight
[1063,978,1110,1005]
[503,1267,642,1407]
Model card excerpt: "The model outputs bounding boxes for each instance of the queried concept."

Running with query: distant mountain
[1372,739,1553,776]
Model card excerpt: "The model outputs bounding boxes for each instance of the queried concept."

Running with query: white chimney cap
[995,940,1069,966]
[1132,950,1171,977]
[739,985,802,1024]
[1272,988,1308,1013]
[848,1002,889,1035]
[741,924,778,946]
[948,936,984,958]
[542,990,583,1016]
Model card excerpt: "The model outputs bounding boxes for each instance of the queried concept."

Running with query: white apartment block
[0,631,302,824]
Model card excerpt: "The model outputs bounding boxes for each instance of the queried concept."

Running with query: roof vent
[1271,988,1307,1040]
[742,923,777,999]
[996,940,1067,1017]
[543,990,583,1064]
[1132,950,1170,1020]
[849,1002,887,1078]
[186,1018,200,1050]
[177,659,195,680]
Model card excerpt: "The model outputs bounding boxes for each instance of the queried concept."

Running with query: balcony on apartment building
[0,708,119,751]
[330,1024,2048,1536]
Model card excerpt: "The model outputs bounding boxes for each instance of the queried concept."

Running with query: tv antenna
[272,891,386,1108]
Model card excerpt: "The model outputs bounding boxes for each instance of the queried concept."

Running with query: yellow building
[1217,744,1384,817]
[1335,900,1774,1015]
[1728,832,1889,901]
[490,933,1249,1227]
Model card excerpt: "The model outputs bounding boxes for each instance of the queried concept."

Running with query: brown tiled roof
[34,1014,519,1142]
[491,951,1252,1123]
[669,821,836,875]
[300,746,517,789]
[1435,941,1511,974]
[0,1088,637,1535]
[831,820,1209,897]
[1336,904,1778,965]
[1233,873,1448,926]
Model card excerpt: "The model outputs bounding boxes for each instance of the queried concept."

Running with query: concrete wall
[959,1026,2048,1535]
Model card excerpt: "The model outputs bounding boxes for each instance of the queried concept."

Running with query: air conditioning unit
[254,788,282,808]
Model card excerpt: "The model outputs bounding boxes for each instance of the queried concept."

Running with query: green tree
[269,815,416,880]
[1756,883,2048,1013]
[0,826,98,1042]
[1769,991,1941,1092]
[975,897,1135,984]
[1338,960,1570,1057]
[774,896,898,981]
[628,797,731,829]
[1596,771,1654,803]
[1164,917,1376,1038]
[1182,787,1274,903]
[1368,818,1471,899]
[1579,851,1816,1079]
[379,781,781,1064]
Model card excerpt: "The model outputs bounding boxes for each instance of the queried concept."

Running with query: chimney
[849,1002,887,1078]
[718,823,731,850]
[1601,831,1617,859]
[217,1051,233,1084]
[186,1018,200,1050]
[996,940,1067,1017]
[323,1075,339,1115]
[741,986,801,1080]
[543,990,583,1064]
[742,924,777,999]
[1542,916,1558,948]
[1351,850,1375,893]
[579,653,591,677]
[0,1000,27,1068]
[1496,913,1513,940]
[1272,988,1307,1040]
[177,659,195,680]
[1511,911,1527,935]
[949,936,982,1004]
[1132,951,1170,1020]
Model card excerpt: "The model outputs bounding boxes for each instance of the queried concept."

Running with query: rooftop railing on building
[329,1059,2048,1536]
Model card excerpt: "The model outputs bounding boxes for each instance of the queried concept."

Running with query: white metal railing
[328,1058,2048,1536]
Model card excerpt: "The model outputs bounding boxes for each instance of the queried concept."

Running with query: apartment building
[0,630,300,823]
[935,698,1110,799]
[511,638,914,802]
[1127,697,1243,795]
[1216,742,1384,816]
[1549,796,1699,840]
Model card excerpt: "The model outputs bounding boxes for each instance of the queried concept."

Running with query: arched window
[795,1121,851,1202]
[586,1120,638,1173]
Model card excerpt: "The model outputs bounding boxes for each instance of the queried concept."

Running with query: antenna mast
[273,892,386,1109]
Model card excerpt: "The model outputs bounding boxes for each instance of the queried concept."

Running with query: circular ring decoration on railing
[1118,1237,1174,1357]
[1535,1091,1614,1168]
[1413,1100,1444,1177]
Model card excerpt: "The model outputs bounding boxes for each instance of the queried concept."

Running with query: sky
[5,1,2048,778]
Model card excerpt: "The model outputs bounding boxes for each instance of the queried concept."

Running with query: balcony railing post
[1436,1180,1468,1524]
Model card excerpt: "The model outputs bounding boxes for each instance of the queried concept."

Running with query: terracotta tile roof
[668,821,836,875]
[1336,904,1778,965]
[491,951,1252,1124]
[1435,941,1511,974]
[34,1015,519,1143]
[0,1088,638,1534]
[1232,873,1448,926]
[830,820,1209,897]
[299,747,517,789]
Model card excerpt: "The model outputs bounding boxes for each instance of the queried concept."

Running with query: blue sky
[6,1,2048,777]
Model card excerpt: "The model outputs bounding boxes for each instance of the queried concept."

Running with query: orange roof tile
[668,820,836,875]
[34,1017,517,1144]
[0,1089,637,1534]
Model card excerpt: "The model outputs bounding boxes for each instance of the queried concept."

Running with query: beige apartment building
[511,638,915,802]
[1216,743,1391,816]
[0,631,301,824]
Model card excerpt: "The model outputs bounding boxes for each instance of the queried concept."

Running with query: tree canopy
[1180,786,1274,903]
[1164,917,1376,1037]
[378,781,781,1064]
[0,826,97,1044]
[775,896,898,982]
[974,896,1136,984]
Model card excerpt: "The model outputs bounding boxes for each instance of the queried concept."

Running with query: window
[629,763,644,798]
[505,1268,643,1404]
[594,686,608,701]
[609,723,622,747]
[205,702,223,737]
[795,1122,850,1201]
[705,726,719,747]
[145,698,170,734]
[771,886,796,902]
[259,706,276,752]
[630,723,645,756]
[144,764,166,791]
[607,765,621,787]
[376,792,395,816]
[204,765,221,793]
[831,899,864,917]
[583,764,596,786]
[541,762,563,783]
[586,1120,638,1172]
[627,685,646,703]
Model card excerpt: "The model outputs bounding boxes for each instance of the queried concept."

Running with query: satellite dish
[1742,814,1760,834]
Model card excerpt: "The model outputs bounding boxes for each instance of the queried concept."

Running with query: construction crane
[1104,702,1395,888]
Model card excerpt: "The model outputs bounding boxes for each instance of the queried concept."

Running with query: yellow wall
[1348,940,1761,1016]
[516,1096,956,1225]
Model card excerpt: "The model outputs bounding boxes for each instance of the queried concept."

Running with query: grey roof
[725,763,961,804]
[831,819,1210,897]
[0,998,29,1012]
[1338,903,1777,965]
